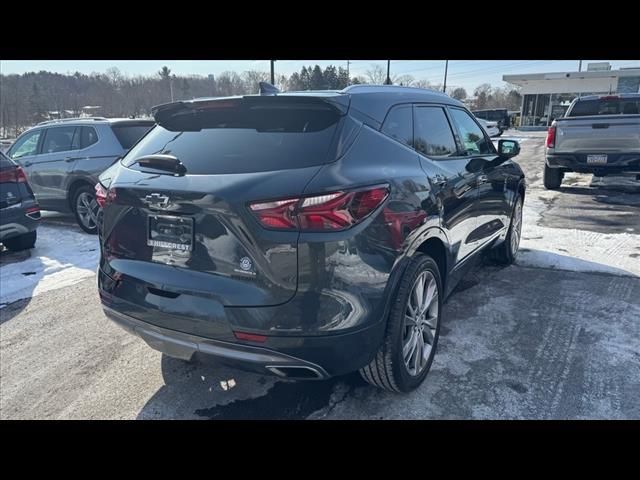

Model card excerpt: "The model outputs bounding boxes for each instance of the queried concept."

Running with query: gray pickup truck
[544,93,640,189]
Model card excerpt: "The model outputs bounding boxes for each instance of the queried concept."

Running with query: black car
[97,84,525,392]
[0,151,40,251]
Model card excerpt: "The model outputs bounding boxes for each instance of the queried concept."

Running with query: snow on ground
[517,179,640,277]
[0,225,99,307]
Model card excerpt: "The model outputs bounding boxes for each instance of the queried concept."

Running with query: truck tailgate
[555,115,640,152]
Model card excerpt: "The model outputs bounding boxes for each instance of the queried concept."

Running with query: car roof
[152,85,465,127]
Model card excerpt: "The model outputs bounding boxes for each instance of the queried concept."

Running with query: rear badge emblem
[240,257,252,271]
[143,193,171,209]
[234,257,256,276]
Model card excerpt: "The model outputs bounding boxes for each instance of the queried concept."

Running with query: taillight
[233,331,267,343]
[25,206,41,219]
[95,183,116,208]
[15,167,29,183]
[249,185,390,232]
[546,126,556,148]
[0,167,28,183]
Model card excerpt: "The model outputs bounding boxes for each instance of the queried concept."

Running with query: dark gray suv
[6,118,153,233]
[98,85,525,392]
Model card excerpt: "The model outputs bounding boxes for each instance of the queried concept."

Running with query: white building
[503,63,640,129]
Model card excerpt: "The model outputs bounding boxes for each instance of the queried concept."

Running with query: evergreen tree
[310,65,325,90]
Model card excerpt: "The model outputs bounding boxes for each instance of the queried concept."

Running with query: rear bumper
[546,152,640,175]
[0,206,39,242]
[100,290,387,379]
[103,305,333,379]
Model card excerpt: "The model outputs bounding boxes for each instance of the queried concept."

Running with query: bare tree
[365,64,387,84]
[451,87,467,101]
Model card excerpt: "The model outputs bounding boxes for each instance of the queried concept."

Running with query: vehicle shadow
[136,354,367,420]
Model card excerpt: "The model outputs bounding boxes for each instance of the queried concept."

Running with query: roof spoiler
[259,82,280,95]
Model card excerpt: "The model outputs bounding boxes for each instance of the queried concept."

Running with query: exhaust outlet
[266,365,326,380]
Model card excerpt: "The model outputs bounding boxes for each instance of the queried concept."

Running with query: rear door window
[123,103,342,174]
[42,126,76,154]
[413,106,458,157]
[111,124,154,150]
[382,105,413,147]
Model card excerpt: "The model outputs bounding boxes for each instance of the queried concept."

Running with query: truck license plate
[587,154,607,165]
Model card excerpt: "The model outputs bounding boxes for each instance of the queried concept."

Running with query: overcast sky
[2,60,639,93]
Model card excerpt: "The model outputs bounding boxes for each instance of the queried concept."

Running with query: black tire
[490,195,523,265]
[543,164,563,189]
[3,230,37,252]
[360,253,442,393]
[72,185,99,234]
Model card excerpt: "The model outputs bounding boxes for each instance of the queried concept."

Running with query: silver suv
[6,117,154,233]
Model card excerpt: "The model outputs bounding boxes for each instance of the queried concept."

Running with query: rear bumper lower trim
[102,305,331,379]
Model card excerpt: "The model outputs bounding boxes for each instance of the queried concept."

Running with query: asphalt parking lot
[1,131,639,419]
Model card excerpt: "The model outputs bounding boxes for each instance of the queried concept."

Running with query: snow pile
[516,184,640,277]
[0,225,99,307]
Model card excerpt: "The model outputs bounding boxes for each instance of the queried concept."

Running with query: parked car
[472,108,510,132]
[0,151,40,251]
[97,84,524,392]
[544,94,640,189]
[5,117,154,233]
[477,118,502,137]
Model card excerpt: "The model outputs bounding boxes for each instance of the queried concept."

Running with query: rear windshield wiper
[131,154,187,176]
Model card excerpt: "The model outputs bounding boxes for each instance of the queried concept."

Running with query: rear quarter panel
[292,125,444,333]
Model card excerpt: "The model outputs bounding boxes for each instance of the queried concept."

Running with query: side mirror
[498,139,520,158]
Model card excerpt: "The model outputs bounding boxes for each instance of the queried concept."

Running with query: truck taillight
[95,183,116,208]
[546,126,556,148]
[248,185,390,232]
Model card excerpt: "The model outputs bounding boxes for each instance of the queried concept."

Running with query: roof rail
[37,117,108,126]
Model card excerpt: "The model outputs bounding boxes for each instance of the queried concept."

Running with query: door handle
[23,161,32,167]
[64,157,75,162]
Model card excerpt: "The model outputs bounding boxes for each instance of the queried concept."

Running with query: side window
[80,126,99,149]
[9,129,42,159]
[381,105,413,147]
[449,108,493,155]
[413,106,458,157]
[41,126,76,154]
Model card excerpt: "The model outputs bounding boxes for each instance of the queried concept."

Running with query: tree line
[0,64,521,138]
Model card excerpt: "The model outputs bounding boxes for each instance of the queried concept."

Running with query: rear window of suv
[111,124,154,150]
[0,151,13,168]
[122,102,343,174]
[568,98,640,116]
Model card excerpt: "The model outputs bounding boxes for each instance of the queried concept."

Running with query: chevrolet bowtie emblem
[143,193,171,209]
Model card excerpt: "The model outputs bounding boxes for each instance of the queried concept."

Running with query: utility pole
[385,60,391,85]
[170,75,175,102]
[270,60,275,85]
[347,60,350,85]
[578,60,583,98]
[443,60,449,93]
